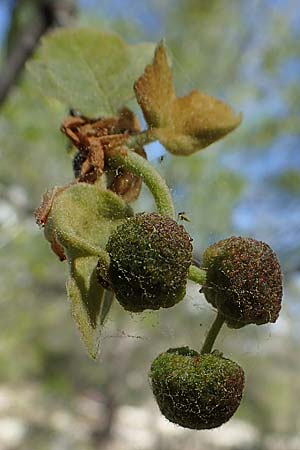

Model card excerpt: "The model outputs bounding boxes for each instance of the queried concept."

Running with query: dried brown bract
[35,186,68,261]
[61,107,146,201]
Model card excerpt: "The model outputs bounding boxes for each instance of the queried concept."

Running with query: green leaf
[44,183,133,358]
[46,183,134,256]
[27,28,155,116]
[66,254,114,359]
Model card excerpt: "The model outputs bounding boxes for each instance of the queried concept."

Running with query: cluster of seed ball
[99,212,282,430]
[201,236,282,328]
[101,212,193,312]
[149,347,245,429]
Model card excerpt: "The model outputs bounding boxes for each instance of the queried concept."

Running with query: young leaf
[43,183,132,358]
[45,183,134,256]
[27,28,155,116]
[134,42,242,155]
[66,254,114,359]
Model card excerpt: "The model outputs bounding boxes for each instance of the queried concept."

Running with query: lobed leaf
[134,42,242,155]
[27,28,155,116]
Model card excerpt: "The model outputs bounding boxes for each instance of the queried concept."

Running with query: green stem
[49,218,110,269]
[126,129,157,149]
[201,312,225,354]
[108,146,175,218]
[188,265,207,285]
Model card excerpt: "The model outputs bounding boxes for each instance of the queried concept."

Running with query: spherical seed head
[149,347,245,430]
[202,236,283,328]
[105,212,193,312]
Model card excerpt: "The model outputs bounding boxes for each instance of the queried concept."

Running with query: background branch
[0,0,76,107]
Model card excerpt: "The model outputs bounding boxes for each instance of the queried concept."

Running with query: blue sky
[0,2,10,43]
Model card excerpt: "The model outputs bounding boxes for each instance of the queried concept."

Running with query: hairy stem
[126,129,157,149]
[47,219,110,269]
[201,312,225,354]
[188,265,207,285]
[107,146,175,218]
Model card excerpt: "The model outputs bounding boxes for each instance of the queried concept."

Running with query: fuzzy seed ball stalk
[201,312,225,354]
[188,265,207,285]
[106,146,175,218]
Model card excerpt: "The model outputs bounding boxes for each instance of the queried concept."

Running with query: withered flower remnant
[61,107,146,202]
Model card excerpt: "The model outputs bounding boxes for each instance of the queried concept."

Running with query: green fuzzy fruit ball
[104,212,193,312]
[202,236,282,328]
[149,347,245,430]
